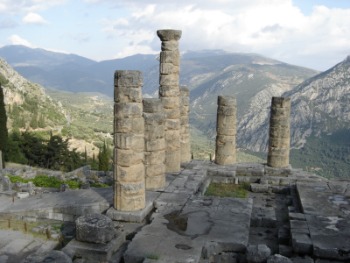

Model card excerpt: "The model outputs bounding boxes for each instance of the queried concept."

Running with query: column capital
[157,29,182,41]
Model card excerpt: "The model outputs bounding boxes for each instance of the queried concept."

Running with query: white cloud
[97,0,350,69]
[22,12,48,25]
[8,34,34,47]
[0,0,66,13]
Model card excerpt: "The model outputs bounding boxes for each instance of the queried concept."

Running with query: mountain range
[1,45,350,178]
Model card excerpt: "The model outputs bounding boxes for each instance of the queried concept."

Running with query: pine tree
[0,83,8,168]
[98,142,110,172]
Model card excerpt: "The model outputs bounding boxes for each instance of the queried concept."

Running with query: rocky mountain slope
[0,58,66,130]
[239,56,350,177]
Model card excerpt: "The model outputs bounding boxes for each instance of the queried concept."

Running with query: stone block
[267,254,293,263]
[115,117,144,133]
[115,133,144,150]
[115,163,145,182]
[144,150,166,165]
[246,244,271,263]
[115,149,143,166]
[114,102,143,118]
[160,62,179,74]
[161,40,179,51]
[291,233,313,254]
[62,232,125,263]
[164,107,181,118]
[76,213,117,244]
[160,51,180,66]
[143,98,163,113]
[251,183,269,193]
[159,73,179,86]
[161,96,180,109]
[146,174,166,190]
[165,119,181,130]
[114,70,142,87]
[114,86,142,103]
[22,250,72,263]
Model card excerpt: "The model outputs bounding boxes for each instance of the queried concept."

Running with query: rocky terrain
[239,56,350,177]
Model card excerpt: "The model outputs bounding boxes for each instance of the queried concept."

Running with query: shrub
[32,175,61,188]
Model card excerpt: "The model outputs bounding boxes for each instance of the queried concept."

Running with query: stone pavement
[0,229,57,263]
[1,160,350,262]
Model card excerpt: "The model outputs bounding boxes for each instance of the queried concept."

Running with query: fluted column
[114,70,145,211]
[215,96,236,165]
[180,86,191,163]
[267,97,291,168]
[143,98,166,190]
[157,29,182,173]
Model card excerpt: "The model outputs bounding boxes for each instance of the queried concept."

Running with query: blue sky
[0,0,350,71]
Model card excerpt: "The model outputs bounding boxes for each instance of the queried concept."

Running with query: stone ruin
[1,29,349,263]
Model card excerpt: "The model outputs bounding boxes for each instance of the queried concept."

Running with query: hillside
[239,56,350,178]
[0,59,111,155]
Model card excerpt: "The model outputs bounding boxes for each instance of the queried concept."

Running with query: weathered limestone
[180,86,191,163]
[76,213,117,244]
[114,70,145,211]
[215,96,237,165]
[157,29,182,173]
[267,97,291,168]
[143,98,166,190]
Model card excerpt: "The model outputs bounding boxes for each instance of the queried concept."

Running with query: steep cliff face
[238,56,350,153]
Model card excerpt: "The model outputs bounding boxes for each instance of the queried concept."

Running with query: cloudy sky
[0,0,350,70]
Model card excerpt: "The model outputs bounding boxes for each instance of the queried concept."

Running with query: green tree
[6,131,27,164]
[98,142,110,172]
[0,83,8,168]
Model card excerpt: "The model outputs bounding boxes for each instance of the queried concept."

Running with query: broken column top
[157,29,182,41]
[114,70,143,87]
[271,96,291,107]
[218,96,236,106]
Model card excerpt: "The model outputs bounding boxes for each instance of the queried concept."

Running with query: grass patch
[146,254,160,260]
[205,182,249,198]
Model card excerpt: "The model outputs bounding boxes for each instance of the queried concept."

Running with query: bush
[32,175,61,188]
[8,175,30,184]
[66,179,81,189]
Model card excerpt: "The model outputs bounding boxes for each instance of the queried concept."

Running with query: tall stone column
[215,96,236,165]
[114,70,145,211]
[267,97,291,168]
[157,29,182,173]
[180,87,191,163]
[143,98,166,190]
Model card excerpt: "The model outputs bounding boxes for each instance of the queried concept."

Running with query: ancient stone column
[157,29,182,173]
[143,98,166,190]
[114,70,145,211]
[180,87,191,163]
[267,97,291,168]
[215,96,236,165]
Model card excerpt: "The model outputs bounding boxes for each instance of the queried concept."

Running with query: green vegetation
[0,83,8,168]
[205,182,250,198]
[98,141,111,172]
[146,254,160,260]
[90,182,110,188]
[8,174,82,189]
[5,132,90,172]
[290,130,350,178]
